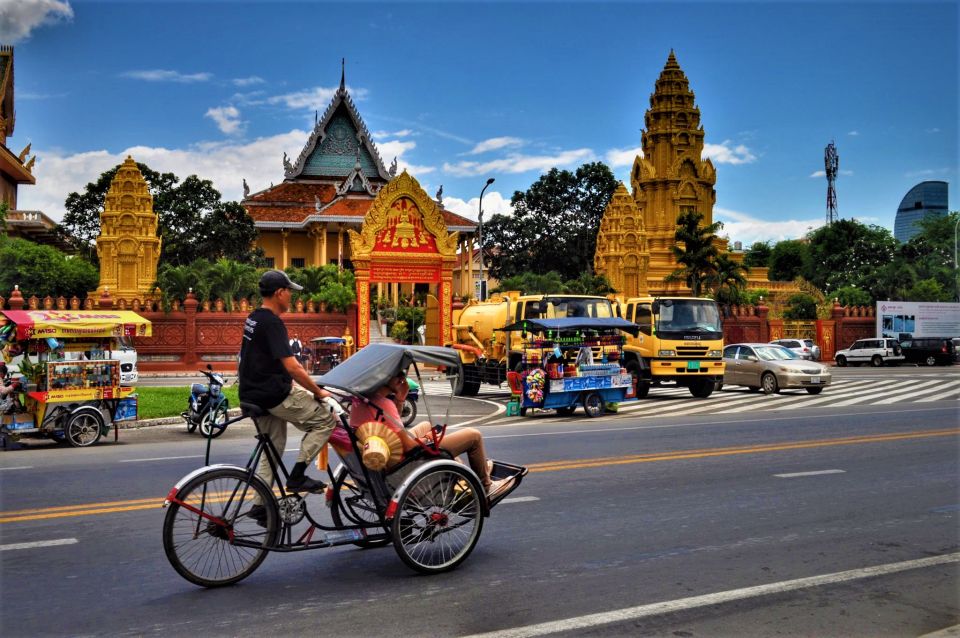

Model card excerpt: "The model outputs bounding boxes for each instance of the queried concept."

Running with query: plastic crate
[506,400,520,417]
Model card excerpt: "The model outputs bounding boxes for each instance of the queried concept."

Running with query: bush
[0,237,99,298]
[391,320,410,342]
[834,285,872,307]
[783,293,818,320]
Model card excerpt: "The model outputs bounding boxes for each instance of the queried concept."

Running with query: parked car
[898,337,956,366]
[769,338,816,360]
[721,343,832,395]
[834,338,904,367]
[803,339,821,361]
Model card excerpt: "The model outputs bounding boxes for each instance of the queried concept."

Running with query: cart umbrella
[496,317,641,336]
[315,343,461,397]
[1,310,152,340]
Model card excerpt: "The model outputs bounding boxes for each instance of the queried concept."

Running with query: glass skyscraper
[894,181,949,242]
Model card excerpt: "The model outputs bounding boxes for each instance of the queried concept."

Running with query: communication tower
[824,141,839,224]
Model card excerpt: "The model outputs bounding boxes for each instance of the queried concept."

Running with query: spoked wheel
[65,411,103,447]
[401,397,418,427]
[392,465,484,574]
[162,468,278,587]
[199,403,229,439]
[330,469,390,548]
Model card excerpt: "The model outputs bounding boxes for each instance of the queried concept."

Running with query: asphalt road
[1,366,957,637]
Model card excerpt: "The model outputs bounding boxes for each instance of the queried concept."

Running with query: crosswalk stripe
[732,379,883,411]
[872,380,960,405]
[829,379,944,407]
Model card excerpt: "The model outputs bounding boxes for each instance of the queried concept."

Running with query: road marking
[0,538,78,552]
[0,466,33,471]
[873,381,960,404]
[462,552,960,638]
[119,455,205,463]
[498,496,539,504]
[774,469,846,478]
[3,427,955,524]
[830,379,945,407]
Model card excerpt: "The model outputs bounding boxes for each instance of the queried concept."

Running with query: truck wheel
[460,363,481,396]
[689,379,714,398]
[583,393,604,418]
[626,361,650,398]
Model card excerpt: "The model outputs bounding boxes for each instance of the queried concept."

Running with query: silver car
[721,343,832,395]
[769,338,816,360]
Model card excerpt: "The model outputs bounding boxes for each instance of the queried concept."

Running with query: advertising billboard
[876,301,960,340]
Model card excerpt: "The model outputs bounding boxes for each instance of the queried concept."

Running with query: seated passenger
[349,370,515,500]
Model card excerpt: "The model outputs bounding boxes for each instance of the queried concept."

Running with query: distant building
[894,181,949,242]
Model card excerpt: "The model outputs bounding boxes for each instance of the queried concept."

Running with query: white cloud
[18,131,309,221]
[442,191,514,221]
[267,85,368,110]
[232,76,264,87]
[605,146,644,168]
[715,207,823,245]
[925,128,941,134]
[847,130,860,136]
[204,105,244,135]
[443,148,594,177]
[0,0,72,43]
[372,129,413,139]
[375,138,434,174]
[905,167,952,178]
[702,140,756,165]
[809,169,854,178]
[467,137,524,155]
[121,69,213,83]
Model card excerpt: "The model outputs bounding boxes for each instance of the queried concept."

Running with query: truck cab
[618,296,724,398]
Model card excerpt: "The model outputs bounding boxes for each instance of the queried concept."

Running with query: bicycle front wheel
[162,467,278,587]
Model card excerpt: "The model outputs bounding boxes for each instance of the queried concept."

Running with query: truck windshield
[654,299,721,336]
[539,297,614,319]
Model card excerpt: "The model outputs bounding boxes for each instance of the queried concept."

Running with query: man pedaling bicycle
[238,270,340,524]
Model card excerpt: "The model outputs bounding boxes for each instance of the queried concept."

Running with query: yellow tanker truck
[615,296,724,398]
[447,293,617,395]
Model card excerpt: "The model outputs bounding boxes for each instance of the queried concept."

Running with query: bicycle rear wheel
[162,467,278,587]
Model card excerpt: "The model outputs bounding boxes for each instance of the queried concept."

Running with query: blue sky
[5,0,958,245]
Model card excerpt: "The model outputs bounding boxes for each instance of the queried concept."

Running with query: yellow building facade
[95,157,162,303]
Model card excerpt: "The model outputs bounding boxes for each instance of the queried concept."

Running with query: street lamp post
[954,216,960,301]
[478,177,495,301]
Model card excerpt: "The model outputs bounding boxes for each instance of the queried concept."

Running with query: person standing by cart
[239,270,337,497]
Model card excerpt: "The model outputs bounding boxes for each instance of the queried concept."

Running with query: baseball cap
[259,269,304,295]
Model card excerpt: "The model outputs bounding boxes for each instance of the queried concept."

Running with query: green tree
[708,252,749,304]
[665,210,722,297]
[562,272,616,295]
[59,161,262,266]
[768,240,810,281]
[908,278,950,302]
[804,219,897,297]
[0,237,99,298]
[492,271,565,295]
[484,162,618,281]
[833,285,872,307]
[210,259,258,311]
[783,293,818,320]
[0,201,8,235]
[743,241,771,268]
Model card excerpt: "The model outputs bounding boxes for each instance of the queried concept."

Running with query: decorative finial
[315,195,322,212]
[436,184,443,204]
[340,57,346,92]
[389,156,398,177]
[242,178,250,198]
[283,152,293,173]
[314,110,318,126]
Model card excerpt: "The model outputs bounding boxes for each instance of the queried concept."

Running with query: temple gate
[348,171,458,348]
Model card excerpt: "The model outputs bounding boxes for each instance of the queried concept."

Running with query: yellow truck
[447,293,617,395]
[615,296,724,398]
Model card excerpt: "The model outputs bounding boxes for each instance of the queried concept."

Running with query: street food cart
[310,336,347,374]
[500,317,639,418]
[0,310,150,448]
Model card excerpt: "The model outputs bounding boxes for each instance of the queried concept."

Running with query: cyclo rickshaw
[0,310,148,448]
[309,336,347,374]
[162,343,527,586]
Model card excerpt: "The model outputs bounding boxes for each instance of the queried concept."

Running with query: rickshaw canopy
[0,310,152,341]
[496,317,641,336]
[315,343,461,397]
[310,337,346,344]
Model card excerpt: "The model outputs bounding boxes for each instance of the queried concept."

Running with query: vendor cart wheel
[199,403,229,439]
[556,406,576,416]
[401,396,418,427]
[392,464,484,574]
[65,411,103,447]
[583,393,604,418]
[330,471,390,549]
[163,467,278,588]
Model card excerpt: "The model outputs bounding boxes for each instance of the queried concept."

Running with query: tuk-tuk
[310,336,347,374]
[0,310,151,448]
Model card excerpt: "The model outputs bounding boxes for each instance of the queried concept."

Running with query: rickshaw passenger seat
[240,402,267,419]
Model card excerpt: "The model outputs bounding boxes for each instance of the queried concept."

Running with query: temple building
[94,157,162,303]
[595,51,786,299]
[242,66,478,305]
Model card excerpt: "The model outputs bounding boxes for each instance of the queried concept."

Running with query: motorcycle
[182,365,229,438]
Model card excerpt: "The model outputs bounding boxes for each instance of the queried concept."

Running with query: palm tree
[154,264,194,311]
[210,259,257,312]
[666,210,723,296]
[709,252,749,304]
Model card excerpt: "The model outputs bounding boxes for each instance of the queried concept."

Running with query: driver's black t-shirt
[238,308,293,409]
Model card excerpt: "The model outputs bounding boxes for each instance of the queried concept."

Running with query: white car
[770,338,815,360]
[834,338,904,367]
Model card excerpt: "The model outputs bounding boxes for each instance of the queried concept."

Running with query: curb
[119,408,244,430]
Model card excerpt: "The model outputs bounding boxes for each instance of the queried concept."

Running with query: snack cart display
[500,317,640,418]
[0,310,150,448]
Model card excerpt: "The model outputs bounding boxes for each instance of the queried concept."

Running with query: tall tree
[483,162,618,281]
[768,239,810,282]
[59,161,261,266]
[743,241,771,268]
[666,210,723,296]
[803,219,896,296]
[709,252,749,304]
